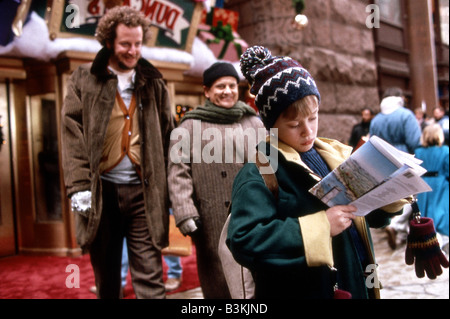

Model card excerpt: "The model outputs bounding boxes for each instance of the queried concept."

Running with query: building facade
[226,0,449,141]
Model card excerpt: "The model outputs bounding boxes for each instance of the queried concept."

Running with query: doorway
[0,82,16,257]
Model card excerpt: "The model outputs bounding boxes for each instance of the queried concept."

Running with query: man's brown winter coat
[167,116,265,298]
[61,48,174,251]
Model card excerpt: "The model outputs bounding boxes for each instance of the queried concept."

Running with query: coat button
[144,179,149,186]
[221,171,227,178]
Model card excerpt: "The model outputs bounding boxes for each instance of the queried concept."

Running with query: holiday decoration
[293,13,308,30]
[175,105,194,124]
[198,7,247,62]
[291,0,308,30]
[292,0,305,13]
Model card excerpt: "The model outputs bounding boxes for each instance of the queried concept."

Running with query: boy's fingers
[335,205,357,213]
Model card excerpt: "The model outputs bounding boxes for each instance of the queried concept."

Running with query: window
[29,95,62,221]
[376,0,403,26]
[439,0,449,45]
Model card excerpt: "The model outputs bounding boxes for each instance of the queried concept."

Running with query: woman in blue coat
[416,124,449,248]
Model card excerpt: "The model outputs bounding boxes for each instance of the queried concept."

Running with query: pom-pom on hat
[240,46,321,129]
[203,62,240,88]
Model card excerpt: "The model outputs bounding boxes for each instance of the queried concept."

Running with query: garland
[206,21,243,59]
[291,0,308,30]
[292,0,305,14]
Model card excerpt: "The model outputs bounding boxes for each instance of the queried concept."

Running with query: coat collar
[266,136,352,180]
[90,47,163,84]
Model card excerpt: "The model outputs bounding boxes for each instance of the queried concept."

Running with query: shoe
[165,277,181,292]
[89,285,124,297]
[385,227,397,250]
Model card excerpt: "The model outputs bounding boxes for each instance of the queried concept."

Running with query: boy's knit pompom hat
[240,46,321,129]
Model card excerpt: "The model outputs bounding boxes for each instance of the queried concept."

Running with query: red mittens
[406,217,449,279]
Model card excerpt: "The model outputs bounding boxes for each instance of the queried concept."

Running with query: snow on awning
[0,12,244,81]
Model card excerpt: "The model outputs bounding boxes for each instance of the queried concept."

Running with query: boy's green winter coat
[227,137,406,299]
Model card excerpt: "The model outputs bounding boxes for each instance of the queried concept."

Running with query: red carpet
[0,246,199,299]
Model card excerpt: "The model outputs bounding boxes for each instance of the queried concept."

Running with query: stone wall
[226,0,380,144]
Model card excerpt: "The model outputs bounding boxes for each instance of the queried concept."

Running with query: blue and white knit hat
[240,46,321,129]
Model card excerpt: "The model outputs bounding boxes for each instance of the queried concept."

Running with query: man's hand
[178,217,202,242]
[70,190,92,214]
[179,217,199,235]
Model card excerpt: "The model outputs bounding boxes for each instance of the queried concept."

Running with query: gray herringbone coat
[61,48,174,251]
[168,115,264,298]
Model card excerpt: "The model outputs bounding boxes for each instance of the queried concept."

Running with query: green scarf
[181,100,257,124]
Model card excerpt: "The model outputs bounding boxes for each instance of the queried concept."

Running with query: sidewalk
[170,228,449,299]
[371,228,449,299]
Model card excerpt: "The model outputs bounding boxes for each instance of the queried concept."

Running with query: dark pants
[90,180,165,299]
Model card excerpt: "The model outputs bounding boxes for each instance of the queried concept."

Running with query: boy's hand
[326,205,357,237]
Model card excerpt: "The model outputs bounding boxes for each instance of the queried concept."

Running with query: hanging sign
[47,0,203,52]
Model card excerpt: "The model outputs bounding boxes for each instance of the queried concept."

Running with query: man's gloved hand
[179,217,202,241]
[405,216,449,279]
[70,190,92,215]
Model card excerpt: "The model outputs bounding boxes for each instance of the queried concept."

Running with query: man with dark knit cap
[226,46,409,299]
[167,61,264,298]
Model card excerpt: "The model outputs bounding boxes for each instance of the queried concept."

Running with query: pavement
[371,227,449,299]
[169,227,449,299]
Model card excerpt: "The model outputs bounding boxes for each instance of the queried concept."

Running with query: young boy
[227,46,409,299]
